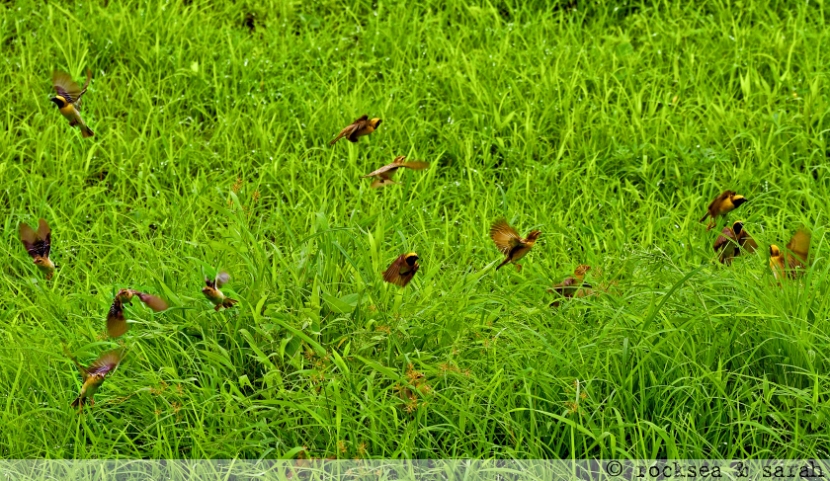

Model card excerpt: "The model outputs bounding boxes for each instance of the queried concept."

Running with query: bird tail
[224,298,239,308]
[496,258,511,270]
[699,214,708,223]
[81,124,94,138]
[70,397,82,408]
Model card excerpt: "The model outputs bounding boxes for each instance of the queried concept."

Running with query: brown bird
[489,219,541,271]
[202,271,239,311]
[329,115,382,145]
[19,219,55,279]
[64,346,124,410]
[548,265,592,307]
[700,190,747,230]
[106,288,169,338]
[713,221,758,265]
[770,228,810,280]
[51,69,94,138]
[363,155,430,188]
[382,252,420,287]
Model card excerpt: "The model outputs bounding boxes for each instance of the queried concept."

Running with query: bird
[700,190,747,230]
[202,271,239,311]
[19,219,55,280]
[489,219,541,271]
[770,228,810,280]
[713,221,758,265]
[51,69,94,138]
[64,346,124,410]
[329,115,382,145]
[548,265,592,307]
[363,155,430,188]
[106,288,169,338]
[382,252,420,287]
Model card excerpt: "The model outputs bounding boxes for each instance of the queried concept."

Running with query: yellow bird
[548,265,592,307]
[363,155,430,188]
[19,219,55,279]
[383,252,420,287]
[489,219,541,271]
[713,221,758,265]
[202,271,239,311]
[106,288,169,338]
[770,228,810,280]
[700,190,747,230]
[50,69,94,138]
[329,115,382,145]
[64,346,124,411]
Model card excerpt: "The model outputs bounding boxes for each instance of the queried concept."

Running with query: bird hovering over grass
[51,69,94,138]
[713,221,758,265]
[329,115,382,145]
[770,228,810,281]
[700,190,747,230]
[202,271,238,311]
[106,288,169,338]
[548,265,592,307]
[363,155,430,188]
[383,252,420,287]
[489,219,541,271]
[63,346,124,410]
[19,219,55,280]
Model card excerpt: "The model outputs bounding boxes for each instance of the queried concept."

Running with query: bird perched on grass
[106,288,169,338]
[770,228,810,280]
[489,219,541,271]
[713,221,758,265]
[548,265,592,307]
[50,69,94,138]
[383,252,420,287]
[202,271,238,311]
[64,346,124,410]
[329,115,382,145]
[700,190,747,230]
[363,155,430,188]
[19,219,55,280]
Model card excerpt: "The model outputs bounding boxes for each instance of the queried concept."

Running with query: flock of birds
[16,69,814,411]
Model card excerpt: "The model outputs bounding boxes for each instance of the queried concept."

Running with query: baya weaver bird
[713,221,758,265]
[329,115,382,145]
[769,228,810,281]
[64,346,124,410]
[19,219,55,279]
[700,190,747,230]
[50,69,94,138]
[489,219,541,271]
[202,271,239,310]
[106,288,169,338]
[383,252,420,287]
[363,156,430,188]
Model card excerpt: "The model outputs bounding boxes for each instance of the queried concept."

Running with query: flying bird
[489,219,541,271]
[382,252,420,287]
[363,155,430,188]
[713,221,758,265]
[700,190,747,230]
[51,69,94,138]
[202,271,238,311]
[106,288,169,338]
[19,219,55,279]
[64,347,124,410]
[548,265,592,307]
[329,115,382,145]
[770,228,810,280]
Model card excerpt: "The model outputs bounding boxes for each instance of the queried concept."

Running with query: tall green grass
[1,0,829,458]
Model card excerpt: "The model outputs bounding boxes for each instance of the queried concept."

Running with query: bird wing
[215,271,231,288]
[19,222,49,258]
[382,255,418,287]
[400,161,430,170]
[738,231,758,253]
[786,229,811,266]
[106,298,129,338]
[363,163,400,178]
[87,350,123,376]
[37,219,51,257]
[713,226,735,252]
[137,292,169,312]
[52,70,83,104]
[370,178,397,188]
[489,219,522,254]
[329,115,368,145]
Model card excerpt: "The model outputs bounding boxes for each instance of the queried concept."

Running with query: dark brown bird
[329,115,382,145]
[489,219,541,271]
[770,228,810,280]
[19,219,55,279]
[382,252,420,287]
[548,265,592,307]
[106,288,169,338]
[713,221,758,265]
[363,155,430,188]
[202,271,239,310]
[700,190,747,230]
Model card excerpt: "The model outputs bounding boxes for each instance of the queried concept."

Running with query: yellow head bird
[383,252,420,287]
[713,221,758,265]
[770,228,810,281]
[106,288,170,338]
[64,347,124,411]
[489,219,541,271]
[50,69,94,138]
[329,115,382,145]
[19,219,55,279]
[700,190,747,230]
[363,155,430,188]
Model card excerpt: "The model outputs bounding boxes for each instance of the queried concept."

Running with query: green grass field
[2,0,829,459]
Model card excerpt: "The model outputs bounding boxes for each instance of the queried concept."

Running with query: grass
[1,0,830,459]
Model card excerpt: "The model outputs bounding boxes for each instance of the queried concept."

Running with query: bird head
[732,221,744,235]
[404,252,419,267]
[50,96,67,108]
[574,265,591,276]
[116,288,135,303]
[769,245,781,257]
[33,257,48,267]
[730,195,747,208]
[370,118,382,128]
[392,155,406,164]
[526,230,542,242]
[202,286,219,299]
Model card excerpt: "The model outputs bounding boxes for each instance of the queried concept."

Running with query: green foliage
[1,0,829,459]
